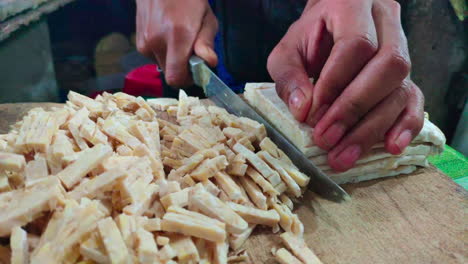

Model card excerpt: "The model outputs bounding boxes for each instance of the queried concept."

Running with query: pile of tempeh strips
[0,90,322,264]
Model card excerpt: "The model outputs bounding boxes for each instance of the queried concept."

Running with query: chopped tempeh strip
[228,202,280,227]
[190,156,229,181]
[167,206,225,229]
[189,185,248,234]
[274,248,303,264]
[0,152,26,172]
[0,173,12,192]
[229,224,256,251]
[80,233,110,264]
[11,226,28,264]
[161,212,226,242]
[136,216,161,232]
[157,244,176,262]
[98,217,131,264]
[280,161,310,187]
[232,143,282,186]
[258,151,302,197]
[156,236,170,246]
[31,199,107,263]
[123,183,159,216]
[0,177,65,236]
[280,232,323,264]
[238,176,267,210]
[24,155,48,186]
[280,194,294,211]
[259,137,293,165]
[245,167,278,196]
[170,235,200,263]
[68,168,126,200]
[212,241,229,264]
[160,188,190,209]
[214,172,245,203]
[56,144,113,189]
[136,228,158,264]
[102,117,142,149]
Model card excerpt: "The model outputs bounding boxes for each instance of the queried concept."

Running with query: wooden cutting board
[1,103,466,264]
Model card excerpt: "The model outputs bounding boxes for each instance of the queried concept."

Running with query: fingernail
[322,122,346,148]
[309,104,330,127]
[396,129,412,153]
[289,88,305,111]
[336,144,362,170]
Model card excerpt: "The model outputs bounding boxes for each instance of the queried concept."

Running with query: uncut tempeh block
[280,232,323,264]
[56,144,113,189]
[98,217,131,264]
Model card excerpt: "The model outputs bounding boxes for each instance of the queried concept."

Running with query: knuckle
[349,35,378,57]
[394,84,411,106]
[343,99,366,119]
[386,0,401,14]
[382,50,412,78]
[369,127,385,143]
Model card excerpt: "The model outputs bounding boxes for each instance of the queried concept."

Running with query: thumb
[194,11,218,67]
[267,43,314,122]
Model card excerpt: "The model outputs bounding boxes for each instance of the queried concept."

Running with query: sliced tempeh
[136,228,158,264]
[0,152,26,172]
[161,212,226,242]
[170,235,200,264]
[160,188,190,209]
[0,177,65,236]
[190,156,228,181]
[190,185,248,234]
[56,144,113,189]
[68,168,126,200]
[280,232,323,264]
[238,176,267,210]
[79,233,110,264]
[232,143,282,187]
[258,151,302,197]
[274,248,303,264]
[228,202,279,227]
[98,217,131,264]
[10,226,28,264]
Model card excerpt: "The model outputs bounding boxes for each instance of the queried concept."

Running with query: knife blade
[189,55,350,202]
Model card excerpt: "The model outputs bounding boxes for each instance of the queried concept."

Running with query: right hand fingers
[305,0,378,126]
[136,0,218,87]
[194,10,218,68]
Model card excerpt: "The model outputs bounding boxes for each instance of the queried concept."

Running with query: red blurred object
[123,64,163,97]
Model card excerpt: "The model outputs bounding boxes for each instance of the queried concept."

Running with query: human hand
[136,0,218,87]
[267,0,424,172]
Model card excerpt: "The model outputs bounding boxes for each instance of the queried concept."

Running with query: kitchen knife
[189,55,350,202]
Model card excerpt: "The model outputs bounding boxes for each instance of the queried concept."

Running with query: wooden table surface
[1,103,466,264]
